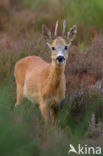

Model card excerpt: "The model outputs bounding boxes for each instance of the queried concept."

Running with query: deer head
[42,20,77,65]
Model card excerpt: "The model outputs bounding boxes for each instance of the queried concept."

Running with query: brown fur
[14,55,65,123]
[14,23,77,124]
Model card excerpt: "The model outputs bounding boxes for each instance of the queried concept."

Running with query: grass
[0,78,74,156]
[0,79,39,156]
[1,77,103,155]
[57,0,103,28]
[22,0,48,10]
[57,90,103,136]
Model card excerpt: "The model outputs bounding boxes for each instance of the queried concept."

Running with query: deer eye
[64,46,68,50]
[52,47,55,51]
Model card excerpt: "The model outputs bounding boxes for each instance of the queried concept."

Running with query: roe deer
[14,21,77,123]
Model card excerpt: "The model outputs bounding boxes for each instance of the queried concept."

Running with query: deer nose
[56,56,65,63]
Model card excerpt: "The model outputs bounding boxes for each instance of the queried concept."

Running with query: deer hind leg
[15,84,24,107]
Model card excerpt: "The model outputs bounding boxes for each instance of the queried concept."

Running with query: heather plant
[0,0,103,155]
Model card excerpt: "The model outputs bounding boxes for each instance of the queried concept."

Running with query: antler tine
[62,20,66,37]
[54,20,58,37]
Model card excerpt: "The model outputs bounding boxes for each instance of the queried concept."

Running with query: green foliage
[22,0,48,10]
[0,79,102,156]
[3,78,103,155]
[59,0,103,29]
[0,80,39,156]
[78,42,86,51]
[58,90,103,138]
[21,0,103,41]
[0,79,71,156]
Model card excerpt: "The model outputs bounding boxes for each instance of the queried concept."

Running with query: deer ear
[46,42,50,48]
[42,24,52,42]
[67,25,77,42]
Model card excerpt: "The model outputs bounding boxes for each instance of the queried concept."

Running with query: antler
[62,20,66,37]
[54,20,58,37]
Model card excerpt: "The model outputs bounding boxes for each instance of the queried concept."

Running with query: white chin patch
[56,60,65,64]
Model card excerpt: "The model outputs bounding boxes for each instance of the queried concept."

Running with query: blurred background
[0,0,103,155]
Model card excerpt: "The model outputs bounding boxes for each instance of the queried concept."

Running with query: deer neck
[48,60,65,89]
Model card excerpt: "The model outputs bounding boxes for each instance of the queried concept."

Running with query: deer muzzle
[56,56,65,64]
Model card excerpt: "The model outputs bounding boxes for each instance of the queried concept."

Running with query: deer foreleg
[39,101,50,123]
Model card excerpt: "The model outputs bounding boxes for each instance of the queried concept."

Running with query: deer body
[14,21,77,123]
